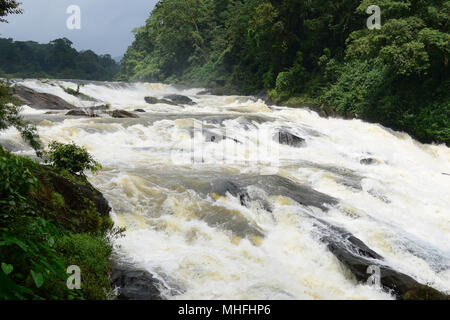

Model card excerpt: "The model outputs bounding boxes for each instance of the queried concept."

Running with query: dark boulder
[12,85,75,110]
[112,110,139,118]
[360,158,377,165]
[275,130,305,148]
[134,109,146,113]
[163,94,196,105]
[318,223,449,300]
[145,96,178,106]
[66,110,89,117]
[110,263,163,300]
[144,96,159,104]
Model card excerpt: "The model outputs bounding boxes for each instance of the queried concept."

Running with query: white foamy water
[2,79,449,300]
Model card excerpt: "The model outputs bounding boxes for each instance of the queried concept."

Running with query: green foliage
[0,0,22,23]
[119,0,449,144]
[45,142,101,175]
[55,234,112,300]
[0,37,120,81]
[0,81,42,153]
[0,146,79,300]
[0,146,113,300]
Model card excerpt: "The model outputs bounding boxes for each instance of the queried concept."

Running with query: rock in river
[13,85,75,110]
[275,130,305,148]
[112,110,139,118]
[163,94,196,105]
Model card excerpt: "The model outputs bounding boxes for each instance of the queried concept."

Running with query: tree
[0,82,42,153]
[0,0,22,23]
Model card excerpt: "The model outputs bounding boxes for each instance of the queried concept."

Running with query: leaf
[1,263,13,275]
[30,270,44,288]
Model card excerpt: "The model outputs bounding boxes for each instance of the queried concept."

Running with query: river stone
[13,85,75,110]
[66,110,89,117]
[144,96,159,104]
[163,94,196,105]
[112,110,139,118]
[318,222,449,300]
[360,158,377,165]
[110,263,163,300]
[275,130,305,148]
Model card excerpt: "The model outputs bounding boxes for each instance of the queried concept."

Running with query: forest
[0,37,120,81]
[118,0,450,145]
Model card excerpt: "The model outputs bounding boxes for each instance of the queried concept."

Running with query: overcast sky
[0,0,158,57]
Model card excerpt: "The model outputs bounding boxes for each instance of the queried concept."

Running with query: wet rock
[112,110,139,118]
[360,158,377,165]
[318,223,449,300]
[144,96,159,104]
[211,180,250,206]
[275,130,305,148]
[163,94,196,105]
[245,175,338,211]
[134,109,146,113]
[110,263,163,300]
[13,85,75,110]
[66,110,89,117]
[145,96,178,106]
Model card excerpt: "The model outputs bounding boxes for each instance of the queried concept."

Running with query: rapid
[1,79,449,299]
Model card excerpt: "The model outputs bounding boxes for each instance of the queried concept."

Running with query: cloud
[0,0,157,56]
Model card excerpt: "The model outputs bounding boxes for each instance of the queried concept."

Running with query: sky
[0,0,158,58]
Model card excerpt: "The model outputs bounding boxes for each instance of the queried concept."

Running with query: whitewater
[1,79,449,300]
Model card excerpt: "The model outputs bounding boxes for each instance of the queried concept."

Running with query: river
[1,79,449,299]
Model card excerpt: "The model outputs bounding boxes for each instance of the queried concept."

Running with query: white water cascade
[2,79,449,300]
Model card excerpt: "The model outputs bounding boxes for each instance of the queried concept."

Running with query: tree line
[118,0,449,145]
[0,37,120,81]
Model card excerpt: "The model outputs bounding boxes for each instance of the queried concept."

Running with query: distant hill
[0,37,120,81]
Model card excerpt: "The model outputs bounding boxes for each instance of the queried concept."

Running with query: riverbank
[0,145,113,299]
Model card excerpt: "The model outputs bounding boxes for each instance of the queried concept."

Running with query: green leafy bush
[0,147,79,300]
[55,234,112,300]
[45,142,101,175]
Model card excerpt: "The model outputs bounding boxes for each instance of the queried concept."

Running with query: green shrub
[45,142,101,175]
[0,146,38,202]
[55,234,112,300]
[0,147,78,300]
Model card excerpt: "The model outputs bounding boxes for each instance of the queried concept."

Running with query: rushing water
[2,79,449,299]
